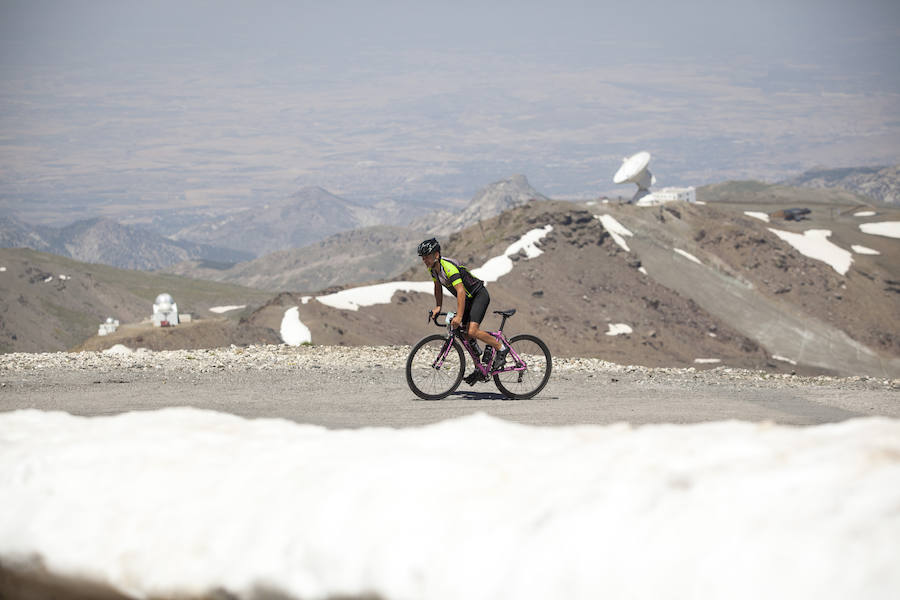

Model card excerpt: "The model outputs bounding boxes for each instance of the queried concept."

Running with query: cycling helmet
[417,238,440,256]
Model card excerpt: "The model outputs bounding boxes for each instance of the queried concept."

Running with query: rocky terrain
[3,341,897,398]
[5,343,897,388]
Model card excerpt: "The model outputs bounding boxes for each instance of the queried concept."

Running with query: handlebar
[428,311,457,329]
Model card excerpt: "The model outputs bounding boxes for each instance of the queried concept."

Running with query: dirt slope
[0,248,273,353]
[73,319,281,352]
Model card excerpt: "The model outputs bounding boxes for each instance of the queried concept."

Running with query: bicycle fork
[431,337,455,370]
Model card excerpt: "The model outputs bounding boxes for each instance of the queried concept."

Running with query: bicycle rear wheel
[493,334,552,399]
[406,334,465,400]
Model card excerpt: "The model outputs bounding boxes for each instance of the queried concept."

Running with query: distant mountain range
[168,186,409,256]
[164,225,423,293]
[169,177,550,257]
[782,165,900,206]
[0,216,251,270]
[3,166,897,282]
[0,176,545,273]
[164,175,551,291]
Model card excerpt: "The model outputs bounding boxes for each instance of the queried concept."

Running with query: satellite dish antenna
[614,151,656,203]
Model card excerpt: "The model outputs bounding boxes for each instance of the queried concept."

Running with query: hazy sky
[1,0,898,221]
[4,1,897,69]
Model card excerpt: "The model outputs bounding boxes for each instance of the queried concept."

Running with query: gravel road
[2,345,898,428]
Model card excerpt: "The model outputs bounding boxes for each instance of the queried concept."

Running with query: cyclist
[417,238,508,381]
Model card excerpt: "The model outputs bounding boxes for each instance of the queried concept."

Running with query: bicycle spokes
[406,335,465,400]
[492,334,552,399]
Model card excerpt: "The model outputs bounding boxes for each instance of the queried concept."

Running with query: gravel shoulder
[2,345,898,428]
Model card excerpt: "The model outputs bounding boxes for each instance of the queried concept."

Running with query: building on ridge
[152,293,179,327]
[636,186,697,206]
[98,317,119,336]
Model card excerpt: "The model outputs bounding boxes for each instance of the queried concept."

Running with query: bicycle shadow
[451,389,510,401]
[409,388,508,401]
[412,389,556,401]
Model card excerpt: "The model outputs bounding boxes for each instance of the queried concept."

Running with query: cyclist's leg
[468,323,501,350]
[461,294,487,384]
[465,289,502,351]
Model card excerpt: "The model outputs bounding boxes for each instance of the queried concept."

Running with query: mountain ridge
[782,165,900,206]
[410,174,550,235]
[0,216,251,270]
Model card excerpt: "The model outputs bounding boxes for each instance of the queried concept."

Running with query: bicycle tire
[406,334,465,400]
[493,334,552,399]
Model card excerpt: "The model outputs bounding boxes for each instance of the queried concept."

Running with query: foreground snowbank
[1,409,899,599]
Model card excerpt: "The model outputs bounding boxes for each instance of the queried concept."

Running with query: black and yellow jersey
[430,257,484,298]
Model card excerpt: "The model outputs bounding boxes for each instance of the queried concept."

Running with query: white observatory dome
[155,293,174,310]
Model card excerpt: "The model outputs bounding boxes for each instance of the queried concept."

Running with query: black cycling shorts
[462,287,490,326]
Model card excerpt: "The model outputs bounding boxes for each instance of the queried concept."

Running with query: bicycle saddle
[493,308,516,317]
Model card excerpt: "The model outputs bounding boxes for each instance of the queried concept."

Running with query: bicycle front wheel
[406,334,465,400]
[493,334,552,399]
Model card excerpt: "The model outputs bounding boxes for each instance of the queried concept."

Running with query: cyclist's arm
[432,280,442,307]
[431,280,442,319]
[453,282,465,321]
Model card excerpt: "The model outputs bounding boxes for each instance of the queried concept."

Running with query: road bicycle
[405,308,552,400]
